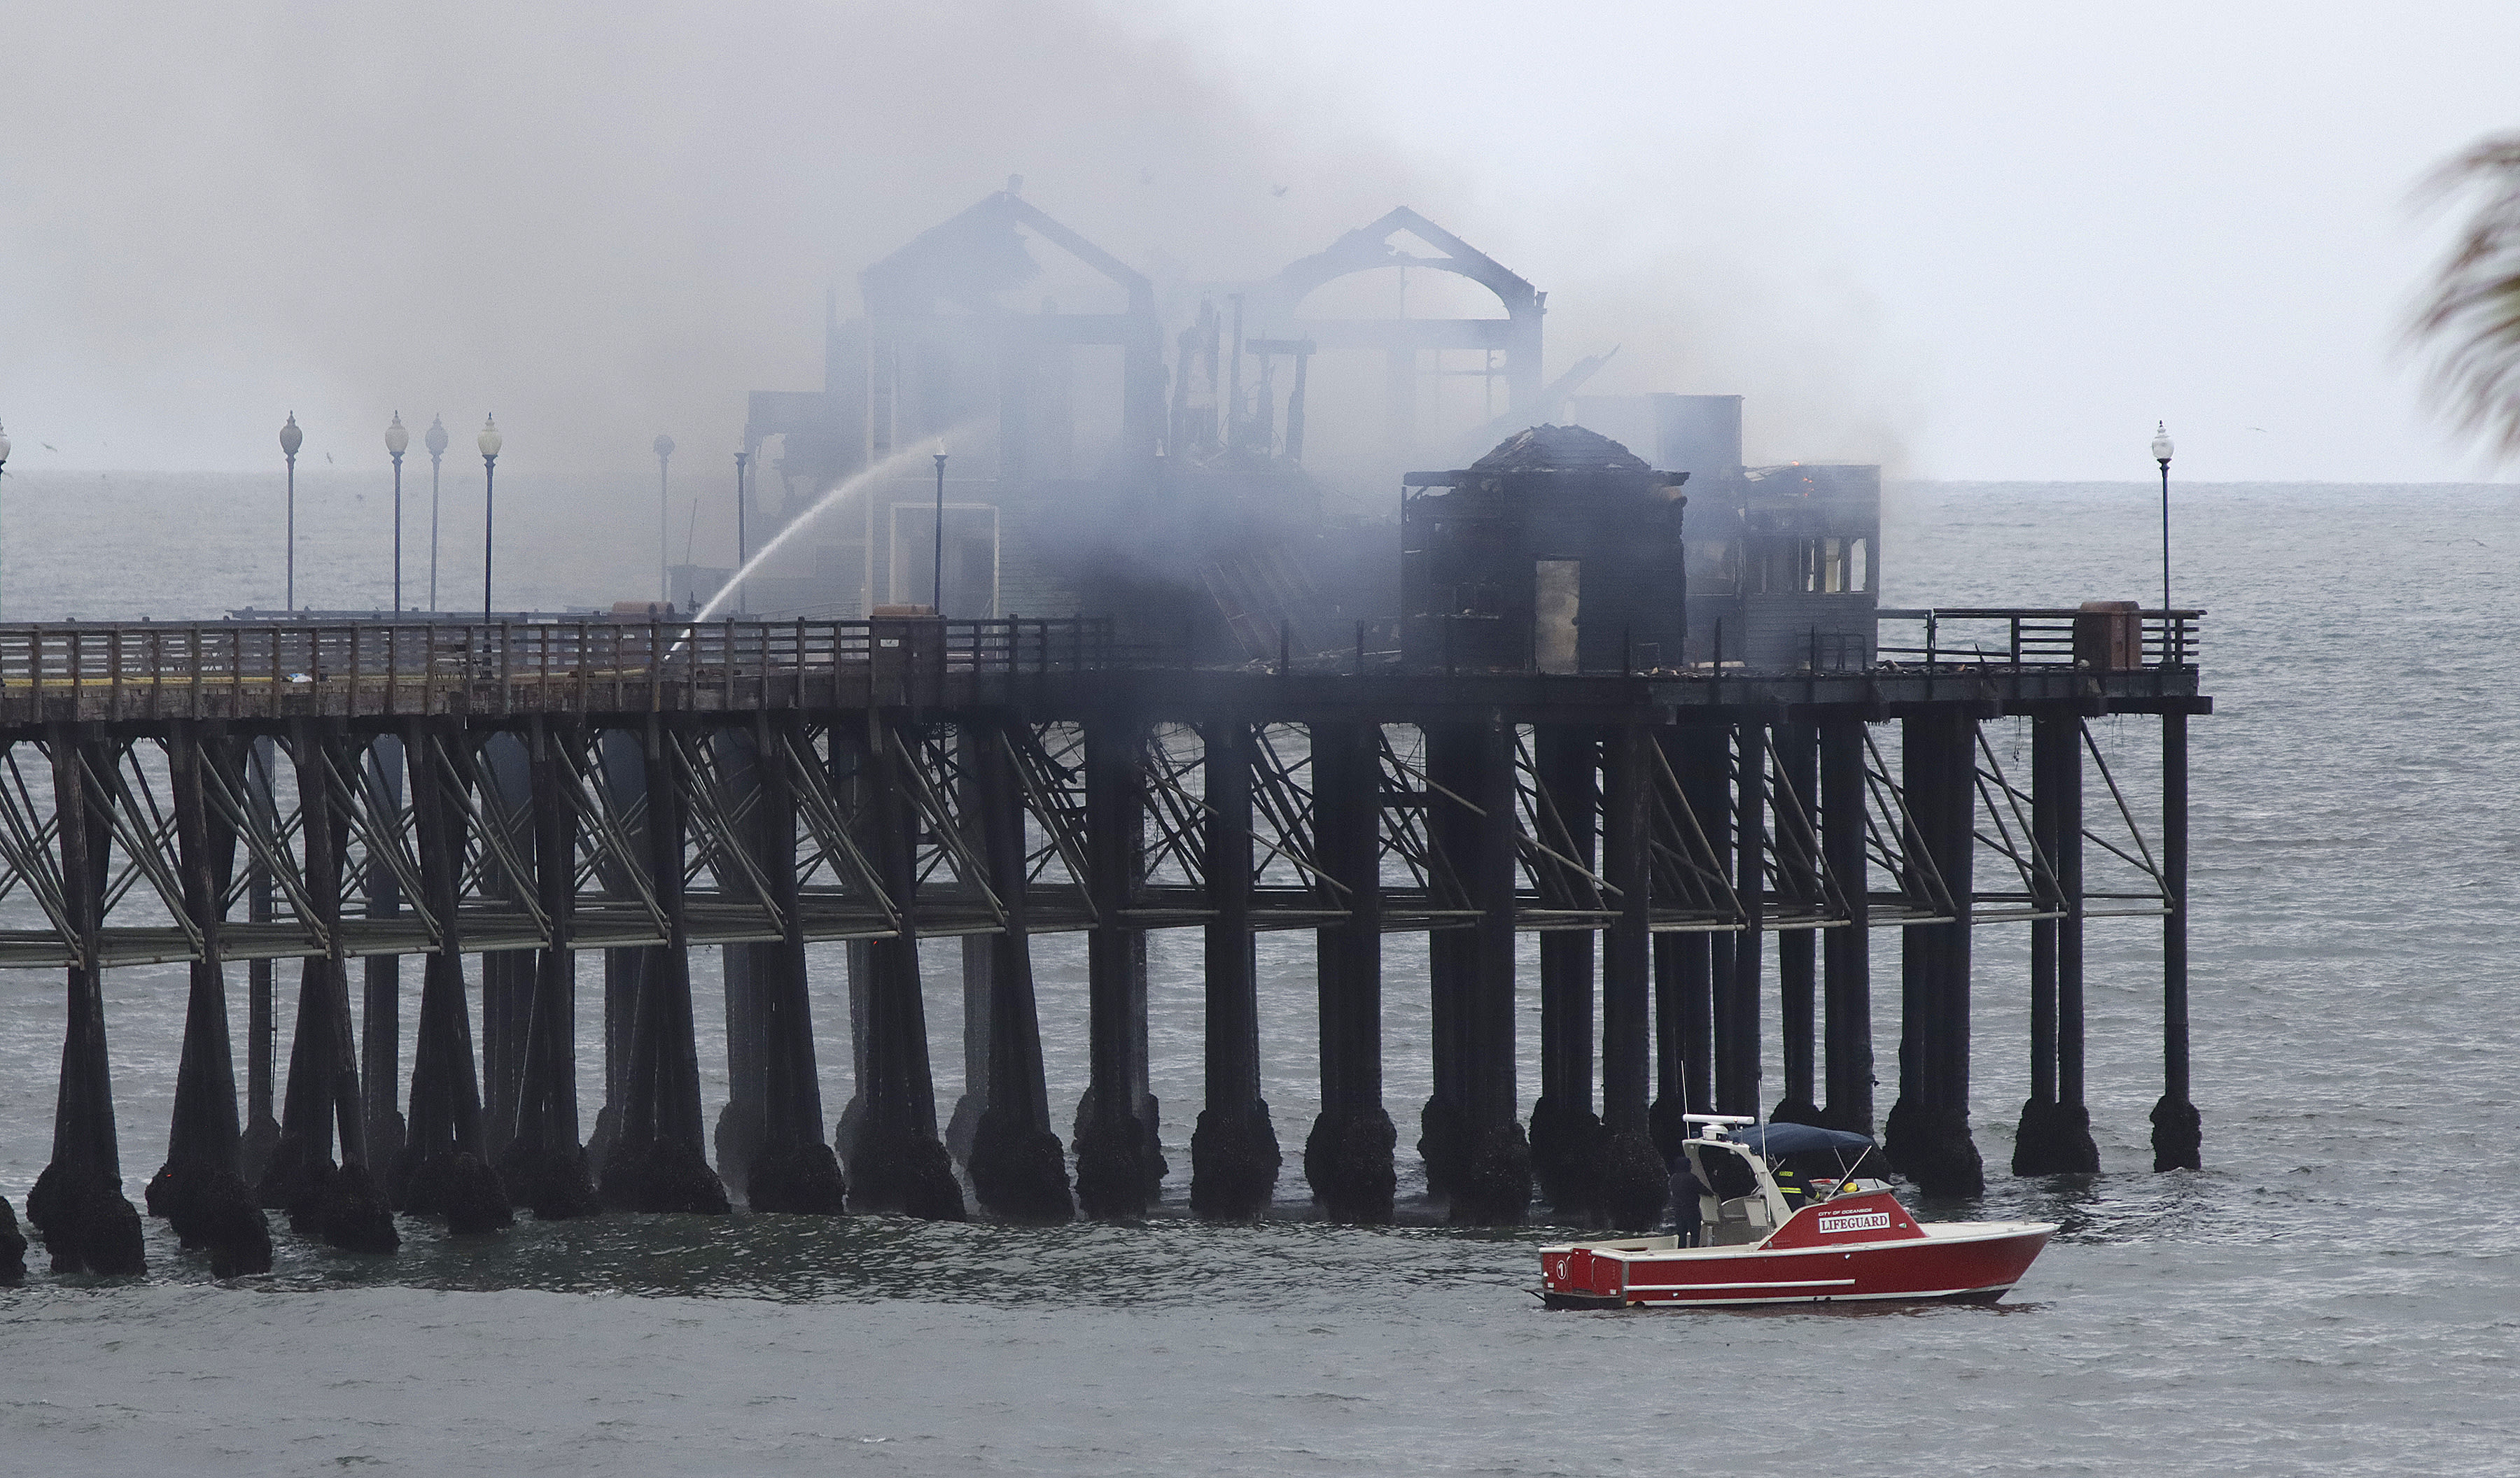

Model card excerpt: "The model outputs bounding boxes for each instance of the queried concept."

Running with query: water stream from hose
[687,425,983,625]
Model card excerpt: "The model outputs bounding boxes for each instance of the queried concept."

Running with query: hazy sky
[4,1,2514,482]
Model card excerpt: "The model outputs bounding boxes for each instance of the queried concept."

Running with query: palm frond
[2411,133,2520,458]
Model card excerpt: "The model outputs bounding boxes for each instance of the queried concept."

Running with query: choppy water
[5,474,2519,1475]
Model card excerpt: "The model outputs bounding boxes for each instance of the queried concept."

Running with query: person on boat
[1666,1157,1707,1246]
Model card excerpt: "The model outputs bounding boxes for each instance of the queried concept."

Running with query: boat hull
[1539,1221,2054,1309]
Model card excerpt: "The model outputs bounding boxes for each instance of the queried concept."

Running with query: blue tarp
[1732,1122,1877,1157]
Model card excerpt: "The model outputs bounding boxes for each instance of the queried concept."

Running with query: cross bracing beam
[0,705,2176,969]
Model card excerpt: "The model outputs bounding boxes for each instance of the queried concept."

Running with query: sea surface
[4,472,2519,1475]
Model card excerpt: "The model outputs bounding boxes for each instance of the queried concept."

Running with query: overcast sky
[4,1,2514,481]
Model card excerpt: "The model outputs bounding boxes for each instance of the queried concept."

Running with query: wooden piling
[1817,717,1875,1134]
[2152,710,2202,1170]
[475,733,534,1166]
[401,719,514,1231]
[261,722,396,1250]
[1597,723,1667,1227]
[1772,720,1820,1125]
[28,731,145,1274]
[1419,725,1476,1197]
[1884,712,1983,1195]
[1449,715,1530,1225]
[742,716,846,1212]
[498,719,595,1218]
[708,730,769,1197]
[1075,714,1158,1218]
[1191,720,1282,1218]
[1529,726,1604,1217]
[149,726,271,1274]
[240,737,281,1183]
[587,729,652,1185]
[848,717,963,1219]
[1300,720,1392,1222]
[963,719,1071,1221]
[359,735,408,1181]
[1716,721,1765,1116]
[2014,711,2099,1173]
[596,716,727,1215]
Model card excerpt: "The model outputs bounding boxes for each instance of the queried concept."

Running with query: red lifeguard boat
[1539,1116,2054,1309]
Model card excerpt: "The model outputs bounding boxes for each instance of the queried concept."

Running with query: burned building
[724,185,1878,672]
[1569,393,1880,668]
[1400,425,1690,673]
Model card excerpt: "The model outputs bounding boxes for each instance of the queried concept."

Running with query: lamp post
[0,419,10,620]
[424,414,448,610]
[479,414,502,620]
[386,412,410,612]
[280,413,303,611]
[2152,421,2174,653]
[733,449,748,615]
[932,441,948,613]
[654,433,675,606]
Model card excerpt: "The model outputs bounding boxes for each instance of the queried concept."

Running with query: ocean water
[4,473,2519,1476]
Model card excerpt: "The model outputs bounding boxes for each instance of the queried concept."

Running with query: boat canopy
[1732,1123,1876,1157]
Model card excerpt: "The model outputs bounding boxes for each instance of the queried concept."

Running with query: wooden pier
[0,608,2208,1276]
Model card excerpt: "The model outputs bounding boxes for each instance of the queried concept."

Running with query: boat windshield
[1732,1123,1875,1157]
[1723,1123,1891,1202]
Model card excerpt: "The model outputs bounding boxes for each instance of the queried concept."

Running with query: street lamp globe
[425,414,448,460]
[0,421,11,468]
[281,413,303,458]
[478,414,503,460]
[2152,422,2174,467]
[654,433,675,460]
[386,411,410,460]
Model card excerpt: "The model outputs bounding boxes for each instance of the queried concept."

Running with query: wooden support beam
[476,733,533,1166]
[708,729,768,1198]
[1192,719,1282,1218]
[1597,722,1667,1228]
[241,737,280,1182]
[359,734,409,1181]
[2152,711,2201,1170]
[1450,714,1530,1225]
[500,719,594,1217]
[1530,725,1603,1218]
[1885,712,1983,1195]
[964,719,1070,1221]
[262,722,396,1250]
[1418,722,1475,1197]
[1074,713,1159,1218]
[1773,720,1820,1125]
[402,719,512,1230]
[597,717,727,1214]
[589,729,650,1186]
[848,717,963,1219]
[1818,718,1875,1134]
[743,716,844,1212]
[1718,720,1765,1117]
[2015,711,2099,1173]
[148,726,270,1272]
[1301,720,1391,1222]
[163,727,242,1181]
[27,729,144,1274]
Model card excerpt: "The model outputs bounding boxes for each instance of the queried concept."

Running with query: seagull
[42,442,56,451]
[2246,426,2266,432]
[1272,184,1289,197]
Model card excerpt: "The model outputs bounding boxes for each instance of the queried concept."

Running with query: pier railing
[0,616,1116,722]
[1874,607,2202,671]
